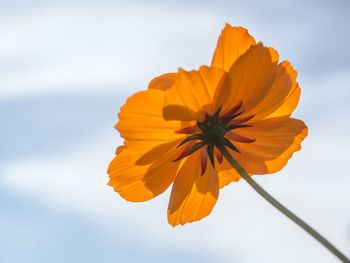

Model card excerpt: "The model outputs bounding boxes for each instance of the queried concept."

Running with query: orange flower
[108,23,308,226]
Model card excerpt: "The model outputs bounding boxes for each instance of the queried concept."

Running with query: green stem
[217,144,350,263]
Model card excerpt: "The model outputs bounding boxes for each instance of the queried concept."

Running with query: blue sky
[1,1,350,262]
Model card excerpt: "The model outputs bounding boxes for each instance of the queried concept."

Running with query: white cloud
[0,3,220,98]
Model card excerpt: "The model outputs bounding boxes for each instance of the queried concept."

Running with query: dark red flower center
[174,102,255,174]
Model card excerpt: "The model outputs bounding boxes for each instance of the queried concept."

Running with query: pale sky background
[1,1,350,262]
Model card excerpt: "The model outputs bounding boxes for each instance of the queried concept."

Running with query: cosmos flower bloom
[108,23,308,226]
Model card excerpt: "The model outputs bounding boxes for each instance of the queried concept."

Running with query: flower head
[108,23,308,226]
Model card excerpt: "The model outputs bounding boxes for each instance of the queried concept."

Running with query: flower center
[197,116,226,146]
[174,102,256,174]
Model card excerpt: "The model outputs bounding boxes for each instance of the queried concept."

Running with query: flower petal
[214,43,279,117]
[167,152,219,226]
[163,66,226,121]
[163,84,197,121]
[108,145,181,202]
[267,84,301,118]
[245,61,300,120]
[148,72,176,90]
[117,89,186,141]
[211,23,256,72]
[216,159,241,188]
[123,139,182,165]
[232,117,308,174]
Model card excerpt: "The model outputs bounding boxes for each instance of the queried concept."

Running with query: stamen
[226,132,256,143]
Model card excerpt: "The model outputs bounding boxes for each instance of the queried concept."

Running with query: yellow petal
[115,145,126,154]
[214,43,278,117]
[163,66,226,121]
[211,23,256,72]
[267,84,301,119]
[216,158,241,188]
[108,145,181,202]
[123,139,182,165]
[175,67,214,117]
[167,152,219,226]
[232,117,308,174]
[116,89,185,141]
[163,84,196,121]
[245,61,300,120]
[148,73,176,90]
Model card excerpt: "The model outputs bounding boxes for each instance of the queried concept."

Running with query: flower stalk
[216,143,350,263]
